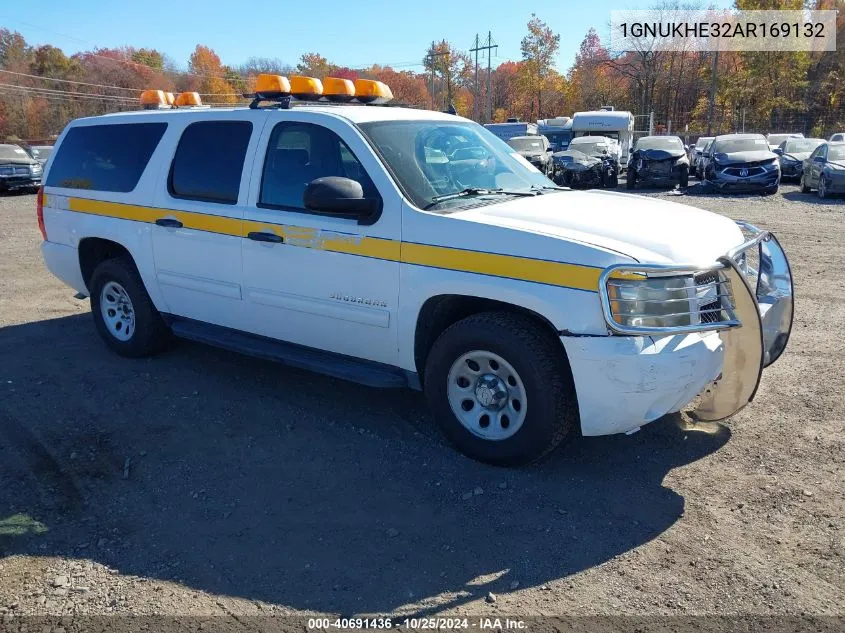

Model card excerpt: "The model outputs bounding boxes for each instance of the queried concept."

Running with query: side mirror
[773,148,783,156]
[303,177,380,225]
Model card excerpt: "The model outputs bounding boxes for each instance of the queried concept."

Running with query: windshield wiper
[530,184,567,193]
[422,187,536,210]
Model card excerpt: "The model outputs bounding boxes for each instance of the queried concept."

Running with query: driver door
[807,145,826,187]
[240,113,402,366]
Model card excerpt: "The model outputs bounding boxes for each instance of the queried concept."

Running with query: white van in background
[571,108,635,172]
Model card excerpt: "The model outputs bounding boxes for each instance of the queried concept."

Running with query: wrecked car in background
[702,133,781,194]
[774,136,824,181]
[626,135,690,189]
[505,135,553,176]
[551,149,617,189]
[565,136,619,187]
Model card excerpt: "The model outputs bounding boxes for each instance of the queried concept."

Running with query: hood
[451,189,745,265]
[633,148,686,161]
[714,149,776,165]
[517,150,546,160]
[554,150,598,166]
[783,151,812,161]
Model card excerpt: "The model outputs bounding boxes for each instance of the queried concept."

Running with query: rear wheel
[89,256,171,357]
[423,311,578,467]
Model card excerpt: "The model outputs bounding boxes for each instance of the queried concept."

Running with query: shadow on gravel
[782,191,845,205]
[0,314,731,615]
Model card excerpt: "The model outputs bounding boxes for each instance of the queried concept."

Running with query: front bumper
[711,165,780,192]
[562,332,724,435]
[0,174,41,192]
[779,161,803,179]
[567,222,793,436]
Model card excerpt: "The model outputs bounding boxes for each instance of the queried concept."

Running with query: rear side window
[169,120,253,204]
[46,123,167,192]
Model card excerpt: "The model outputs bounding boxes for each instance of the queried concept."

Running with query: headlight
[0,166,13,176]
[606,275,698,328]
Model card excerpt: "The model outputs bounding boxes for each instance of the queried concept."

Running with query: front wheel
[818,176,828,199]
[89,256,172,357]
[626,170,636,189]
[424,312,578,467]
[679,165,689,188]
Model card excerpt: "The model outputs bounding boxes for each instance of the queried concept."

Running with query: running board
[168,317,410,389]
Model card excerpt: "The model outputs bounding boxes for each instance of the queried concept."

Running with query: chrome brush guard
[599,221,794,422]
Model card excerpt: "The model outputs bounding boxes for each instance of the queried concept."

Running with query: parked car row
[0,143,44,194]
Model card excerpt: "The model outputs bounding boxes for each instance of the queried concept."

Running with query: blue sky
[0,0,732,74]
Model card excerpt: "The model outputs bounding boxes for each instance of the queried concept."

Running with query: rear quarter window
[45,123,167,192]
[168,120,253,205]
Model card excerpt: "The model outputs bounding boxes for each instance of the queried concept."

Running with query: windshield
[784,138,823,153]
[635,137,684,151]
[768,134,799,146]
[577,131,619,141]
[29,146,53,159]
[713,137,769,154]
[695,137,714,149]
[358,120,555,211]
[507,137,545,152]
[569,139,609,156]
[0,145,30,161]
[828,145,845,161]
[542,132,571,149]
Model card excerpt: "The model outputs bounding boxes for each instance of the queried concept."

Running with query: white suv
[37,77,794,466]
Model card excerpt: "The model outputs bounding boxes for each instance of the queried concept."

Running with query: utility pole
[426,42,451,111]
[707,49,719,136]
[470,31,497,123]
[472,34,480,121]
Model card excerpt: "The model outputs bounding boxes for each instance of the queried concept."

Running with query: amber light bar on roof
[246,73,393,108]
[139,90,206,109]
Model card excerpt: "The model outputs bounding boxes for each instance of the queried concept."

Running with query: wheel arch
[413,293,570,388]
[78,237,134,290]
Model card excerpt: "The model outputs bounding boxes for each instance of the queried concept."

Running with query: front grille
[693,271,728,324]
[723,165,764,177]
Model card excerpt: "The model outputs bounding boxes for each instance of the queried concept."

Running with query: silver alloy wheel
[100,281,135,342]
[818,176,827,198]
[446,350,527,441]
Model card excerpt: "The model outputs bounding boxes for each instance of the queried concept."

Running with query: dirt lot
[0,183,843,624]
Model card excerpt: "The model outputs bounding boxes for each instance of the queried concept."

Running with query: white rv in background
[571,107,635,171]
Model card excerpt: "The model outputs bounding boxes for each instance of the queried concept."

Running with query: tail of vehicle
[36,185,47,240]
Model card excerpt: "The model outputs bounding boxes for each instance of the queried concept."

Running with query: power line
[0,68,141,93]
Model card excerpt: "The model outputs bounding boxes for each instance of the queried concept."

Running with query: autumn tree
[520,14,560,119]
[423,40,472,111]
[189,45,237,103]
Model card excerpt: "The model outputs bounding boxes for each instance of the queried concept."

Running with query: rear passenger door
[150,112,267,327]
[806,145,826,187]
[240,113,401,366]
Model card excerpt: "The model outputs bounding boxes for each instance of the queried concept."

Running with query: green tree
[520,14,560,119]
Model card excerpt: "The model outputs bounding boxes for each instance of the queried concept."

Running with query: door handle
[247,231,283,243]
[155,218,183,228]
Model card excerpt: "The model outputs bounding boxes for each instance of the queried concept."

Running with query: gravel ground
[0,182,843,623]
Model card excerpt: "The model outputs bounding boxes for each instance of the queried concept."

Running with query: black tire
[607,173,619,188]
[800,174,811,194]
[423,311,578,467]
[89,256,171,358]
[817,177,828,199]
[679,165,689,188]
[626,170,636,189]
